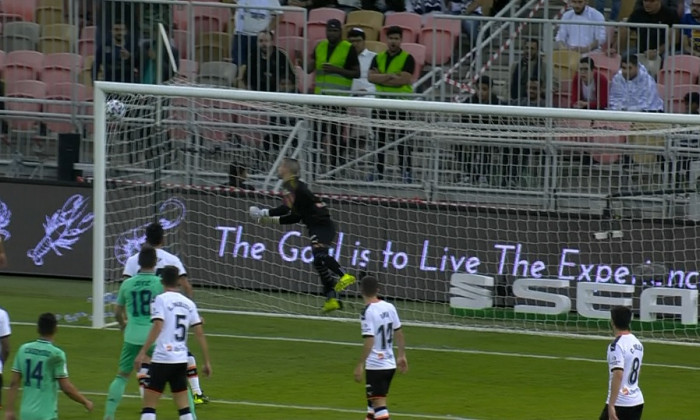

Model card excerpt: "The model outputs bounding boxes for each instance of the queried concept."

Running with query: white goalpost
[91,80,700,343]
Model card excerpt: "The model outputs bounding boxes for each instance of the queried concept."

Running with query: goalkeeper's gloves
[249,206,279,224]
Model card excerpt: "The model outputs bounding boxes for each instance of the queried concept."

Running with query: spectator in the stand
[510,38,545,101]
[140,40,179,84]
[681,0,700,56]
[288,0,339,8]
[308,19,360,171]
[596,0,621,20]
[517,77,547,107]
[406,0,445,23]
[368,26,416,183]
[227,164,255,190]
[247,30,297,161]
[93,20,140,83]
[337,0,362,12]
[455,75,502,186]
[247,30,296,92]
[232,0,282,88]
[555,0,607,54]
[674,92,700,188]
[348,28,377,96]
[634,0,683,16]
[608,53,664,111]
[448,1,487,48]
[617,0,679,76]
[571,57,609,110]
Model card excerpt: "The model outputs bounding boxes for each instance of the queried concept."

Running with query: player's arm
[58,377,93,411]
[178,275,193,299]
[4,371,21,419]
[354,335,374,382]
[394,327,408,373]
[607,368,624,418]
[114,304,126,331]
[191,323,212,377]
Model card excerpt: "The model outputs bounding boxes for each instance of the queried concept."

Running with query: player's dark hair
[282,158,300,176]
[145,222,164,246]
[138,244,157,269]
[161,265,179,287]
[37,312,57,336]
[361,276,380,297]
[610,306,632,330]
[386,25,403,38]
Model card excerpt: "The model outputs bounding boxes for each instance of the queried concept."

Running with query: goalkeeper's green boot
[322,298,341,313]
[334,273,356,292]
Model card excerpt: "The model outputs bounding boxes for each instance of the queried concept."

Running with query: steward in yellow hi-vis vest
[367,25,416,184]
[310,19,360,95]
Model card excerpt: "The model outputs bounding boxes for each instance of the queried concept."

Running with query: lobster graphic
[0,200,11,240]
[27,194,94,266]
[114,197,186,265]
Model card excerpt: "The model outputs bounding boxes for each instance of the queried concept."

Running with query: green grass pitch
[1,276,699,419]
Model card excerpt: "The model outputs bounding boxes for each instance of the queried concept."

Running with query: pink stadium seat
[45,82,89,133]
[308,7,345,25]
[173,3,189,31]
[41,52,82,84]
[306,22,328,47]
[78,38,94,56]
[278,10,304,37]
[590,121,629,164]
[587,52,620,81]
[418,28,453,66]
[5,79,46,131]
[174,29,188,60]
[4,50,44,82]
[669,84,700,113]
[193,5,230,34]
[80,25,96,40]
[401,42,426,81]
[663,54,700,79]
[2,0,38,22]
[657,68,695,88]
[0,50,6,72]
[422,14,461,42]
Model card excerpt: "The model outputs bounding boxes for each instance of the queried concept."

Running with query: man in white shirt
[232,0,282,87]
[354,276,407,420]
[555,0,607,54]
[600,306,644,420]
[0,306,10,408]
[135,266,211,420]
[348,28,377,97]
[608,53,664,112]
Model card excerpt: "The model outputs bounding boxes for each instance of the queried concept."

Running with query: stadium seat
[401,42,426,81]
[45,82,89,133]
[0,50,6,71]
[38,0,63,8]
[174,29,188,60]
[277,10,305,37]
[365,40,387,54]
[80,25,96,41]
[590,121,629,164]
[308,7,346,25]
[422,14,461,43]
[2,21,40,52]
[660,54,700,86]
[35,7,64,26]
[382,12,421,43]
[668,84,700,113]
[346,10,383,29]
[4,50,44,82]
[552,50,581,81]
[418,28,453,66]
[199,61,237,87]
[173,2,188,30]
[657,68,695,88]
[41,52,82,85]
[193,4,230,34]
[343,23,379,41]
[39,23,77,53]
[629,122,668,165]
[5,79,47,132]
[195,31,231,63]
[2,0,38,22]
[199,99,237,142]
[78,38,94,57]
[587,51,620,81]
[306,22,328,47]
[178,58,198,80]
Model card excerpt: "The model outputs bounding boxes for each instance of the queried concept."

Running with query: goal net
[92,81,700,342]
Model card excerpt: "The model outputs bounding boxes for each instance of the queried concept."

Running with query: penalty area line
[80,391,478,420]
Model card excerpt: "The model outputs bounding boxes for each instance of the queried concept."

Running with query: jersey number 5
[175,314,187,342]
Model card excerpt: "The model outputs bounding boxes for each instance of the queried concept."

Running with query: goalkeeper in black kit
[249,158,356,312]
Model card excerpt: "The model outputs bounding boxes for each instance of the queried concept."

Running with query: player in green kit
[4,313,93,420]
[104,244,164,420]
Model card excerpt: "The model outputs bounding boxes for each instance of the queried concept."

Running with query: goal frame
[91,80,700,328]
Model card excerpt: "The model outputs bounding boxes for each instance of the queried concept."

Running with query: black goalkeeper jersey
[269,177,332,227]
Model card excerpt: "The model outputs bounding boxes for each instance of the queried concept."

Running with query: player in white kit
[600,306,644,420]
[135,266,212,420]
[354,276,407,420]
[0,306,10,408]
